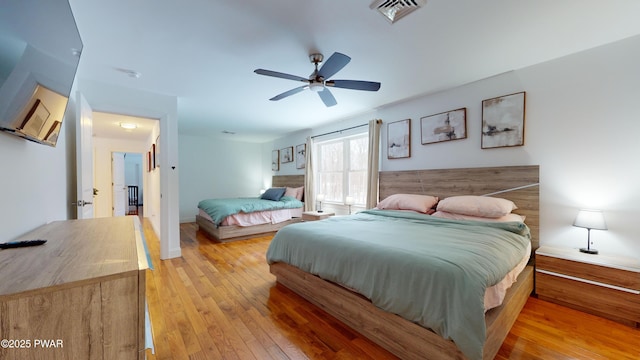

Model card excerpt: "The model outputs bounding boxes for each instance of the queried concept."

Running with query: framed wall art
[420,108,467,145]
[18,99,50,138]
[154,135,160,168]
[152,144,156,169]
[387,119,411,159]
[481,92,526,149]
[295,143,306,169]
[272,150,280,171]
[280,146,293,163]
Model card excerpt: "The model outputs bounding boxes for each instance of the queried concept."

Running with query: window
[315,132,368,206]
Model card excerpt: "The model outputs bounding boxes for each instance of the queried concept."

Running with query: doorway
[112,152,144,216]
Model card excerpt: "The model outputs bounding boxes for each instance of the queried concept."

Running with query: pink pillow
[376,194,439,213]
[436,195,517,218]
[284,186,304,201]
[431,211,525,223]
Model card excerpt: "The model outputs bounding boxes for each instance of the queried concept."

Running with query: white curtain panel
[366,119,382,209]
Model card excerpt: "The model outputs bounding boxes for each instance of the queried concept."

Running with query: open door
[75,92,94,219]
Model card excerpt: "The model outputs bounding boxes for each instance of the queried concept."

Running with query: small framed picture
[155,135,160,168]
[18,99,50,138]
[295,143,306,169]
[147,151,152,172]
[43,120,61,144]
[387,119,411,159]
[280,146,293,163]
[481,92,526,149]
[272,150,280,171]
[420,108,467,145]
[152,144,156,169]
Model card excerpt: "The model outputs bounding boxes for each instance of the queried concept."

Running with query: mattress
[198,207,302,227]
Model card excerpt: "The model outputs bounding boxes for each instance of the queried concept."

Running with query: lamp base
[579,247,599,255]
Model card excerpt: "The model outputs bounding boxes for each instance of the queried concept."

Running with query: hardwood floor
[143,220,640,359]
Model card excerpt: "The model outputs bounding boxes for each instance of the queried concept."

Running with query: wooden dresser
[536,246,640,327]
[0,216,150,359]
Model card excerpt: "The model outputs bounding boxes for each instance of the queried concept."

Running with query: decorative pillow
[436,195,517,218]
[260,187,286,201]
[284,186,304,201]
[431,211,525,223]
[376,194,439,214]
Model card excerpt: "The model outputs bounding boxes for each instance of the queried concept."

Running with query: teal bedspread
[265,210,530,360]
[198,196,303,226]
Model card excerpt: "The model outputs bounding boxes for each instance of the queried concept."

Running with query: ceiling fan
[254,52,381,107]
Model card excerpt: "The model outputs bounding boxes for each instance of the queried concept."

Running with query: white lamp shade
[573,209,607,230]
[345,196,355,205]
[316,194,325,202]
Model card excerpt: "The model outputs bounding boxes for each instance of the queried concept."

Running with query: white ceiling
[69,0,640,143]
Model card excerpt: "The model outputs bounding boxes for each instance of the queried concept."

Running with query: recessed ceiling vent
[370,0,427,24]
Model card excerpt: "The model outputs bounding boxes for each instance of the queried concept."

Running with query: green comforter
[198,196,303,226]
[265,210,530,360]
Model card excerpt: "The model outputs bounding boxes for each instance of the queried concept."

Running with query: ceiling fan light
[309,82,324,92]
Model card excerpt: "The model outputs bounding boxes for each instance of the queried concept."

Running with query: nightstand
[302,211,335,221]
[535,246,640,327]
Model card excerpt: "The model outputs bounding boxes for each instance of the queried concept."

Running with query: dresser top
[0,216,144,296]
[536,245,640,273]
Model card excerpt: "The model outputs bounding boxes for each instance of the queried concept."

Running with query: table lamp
[573,209,607,254]
[345,196,355,215]
[316,194,325,213]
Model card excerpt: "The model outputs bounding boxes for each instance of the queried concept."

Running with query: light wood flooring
[143,219,640,359]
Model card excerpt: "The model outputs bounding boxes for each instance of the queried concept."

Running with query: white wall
[271,35,640,258]
[178,134,265,222]
[0,119,70,241]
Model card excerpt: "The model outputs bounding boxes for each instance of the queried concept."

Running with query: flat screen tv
[0,0,82,147]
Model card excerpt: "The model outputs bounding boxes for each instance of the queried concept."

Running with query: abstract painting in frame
[272,150,280,171]
[420,108,467,145]
[280,146,293,163]
[481,91,526,149]
[387,119,411,159]
[295,143,306,169]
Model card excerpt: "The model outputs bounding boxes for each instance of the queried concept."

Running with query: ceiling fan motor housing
[309,81,324,92]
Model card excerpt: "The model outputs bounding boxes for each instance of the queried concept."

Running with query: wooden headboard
[272,175,305,189]
[379,165,540,249]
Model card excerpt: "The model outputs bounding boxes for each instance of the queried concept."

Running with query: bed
[267,165,539,360]
[196,175,305,242]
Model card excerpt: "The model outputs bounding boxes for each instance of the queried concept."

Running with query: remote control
[0,239,47,249]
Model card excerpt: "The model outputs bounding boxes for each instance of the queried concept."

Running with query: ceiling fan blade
[254,69,309,83]
[269,85,308,101]
[326,80,381,91]
[318,88,337,107]
[317,52,351,79]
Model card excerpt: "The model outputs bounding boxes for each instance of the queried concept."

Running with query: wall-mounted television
[0,0,82,147]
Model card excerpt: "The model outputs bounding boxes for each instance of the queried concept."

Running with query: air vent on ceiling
[370,0,427,24]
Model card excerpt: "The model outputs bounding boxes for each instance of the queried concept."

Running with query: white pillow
[376,194,439,213]
[436,195,517,218]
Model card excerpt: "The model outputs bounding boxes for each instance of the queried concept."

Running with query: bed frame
[196,175,305,242]
[270,165,539,359]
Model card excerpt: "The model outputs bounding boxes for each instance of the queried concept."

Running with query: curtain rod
[311,119,380,139]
